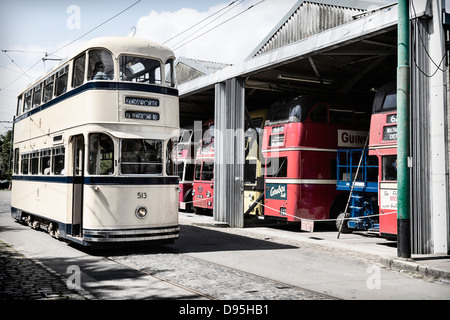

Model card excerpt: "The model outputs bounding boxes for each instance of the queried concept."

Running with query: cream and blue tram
[11,37,180,246]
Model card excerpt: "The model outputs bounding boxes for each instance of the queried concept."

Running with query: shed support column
[214,78,245,228]
[428,0,449,254]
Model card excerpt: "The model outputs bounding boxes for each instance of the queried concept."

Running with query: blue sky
[0,0,395,134]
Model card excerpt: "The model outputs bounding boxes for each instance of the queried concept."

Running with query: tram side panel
[82,183,178,230]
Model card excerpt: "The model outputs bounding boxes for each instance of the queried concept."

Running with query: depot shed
[177,0,449,255]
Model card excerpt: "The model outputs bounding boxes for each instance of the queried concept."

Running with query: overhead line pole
[397,0,411,258]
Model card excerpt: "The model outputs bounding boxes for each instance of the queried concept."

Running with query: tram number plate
[137,192,147,199]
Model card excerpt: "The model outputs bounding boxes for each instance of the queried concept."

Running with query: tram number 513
[137,192,147,199]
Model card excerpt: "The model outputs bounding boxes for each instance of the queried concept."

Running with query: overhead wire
[172,0,265,51]
[411,0,448,78]
[0,0,142,93]
[163,0,240,45]
[167,0,244,49]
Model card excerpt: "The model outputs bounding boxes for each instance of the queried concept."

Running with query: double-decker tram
[368,82,397,238]
[192,120,214,215]
[262,96,370,229]
[11,37,180,246]
[173,127,195,212]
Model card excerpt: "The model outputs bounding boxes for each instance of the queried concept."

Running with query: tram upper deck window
[16,96,22,116]
[24,90,32,113]
[165,59,175,87]
[88,50,114,81]
[55,65,69,97]
[120,56,162,85]
[121,139,163,175]
[33,83,42,108]
[43,76,54,103]
[72,53,86,88]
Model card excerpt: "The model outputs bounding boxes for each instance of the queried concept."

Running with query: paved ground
[0,240,88,300]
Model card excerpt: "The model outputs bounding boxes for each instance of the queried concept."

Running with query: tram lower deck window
[89,133,114,175]
[120,139,162,175]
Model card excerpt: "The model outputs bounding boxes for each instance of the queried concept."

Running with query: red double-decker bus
[368,82,397,238]
[192,120,214,214]
[262,96,370,229]
[173,127,196,212]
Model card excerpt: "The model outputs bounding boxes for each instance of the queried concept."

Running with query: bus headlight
[206,191,211,198]
[135,206,148,219]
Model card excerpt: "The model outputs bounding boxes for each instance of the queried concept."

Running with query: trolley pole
[397,0,411,258]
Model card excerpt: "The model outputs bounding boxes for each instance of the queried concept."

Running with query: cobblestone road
[108,248,335,300]
[0,240,87,300]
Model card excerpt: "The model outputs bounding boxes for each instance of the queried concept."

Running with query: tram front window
[120,56,162,85]
[121,139,163,175]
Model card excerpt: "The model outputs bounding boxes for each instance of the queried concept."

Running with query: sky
[0,0,396,135]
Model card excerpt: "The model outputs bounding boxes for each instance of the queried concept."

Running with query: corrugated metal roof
[246,1,364,60]
[175,57,232,84]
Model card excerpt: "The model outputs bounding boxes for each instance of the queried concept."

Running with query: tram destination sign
[125,97,160,107]
[125,111,160,121]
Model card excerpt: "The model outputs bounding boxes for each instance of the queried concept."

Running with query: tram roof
[72,37,176,61]
[21,37,175,94]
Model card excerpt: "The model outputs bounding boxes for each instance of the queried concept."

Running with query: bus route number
[137,192,147,199]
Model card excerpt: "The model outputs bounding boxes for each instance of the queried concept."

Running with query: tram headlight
[135,206,148,219]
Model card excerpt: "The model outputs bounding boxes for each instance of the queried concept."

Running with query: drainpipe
[397,0,411,258]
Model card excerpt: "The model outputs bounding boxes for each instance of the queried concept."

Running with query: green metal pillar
[397,0,411,258]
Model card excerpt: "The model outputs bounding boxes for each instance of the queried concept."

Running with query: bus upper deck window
[88,50,114,81]
[120,56,162,85]
[309,104,328,122]
[381,90,397,111]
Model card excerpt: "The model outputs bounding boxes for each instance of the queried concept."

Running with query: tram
[261,96,370,229]
[11,37,180,246]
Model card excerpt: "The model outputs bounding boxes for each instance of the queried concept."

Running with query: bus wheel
[336,213,352,234]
